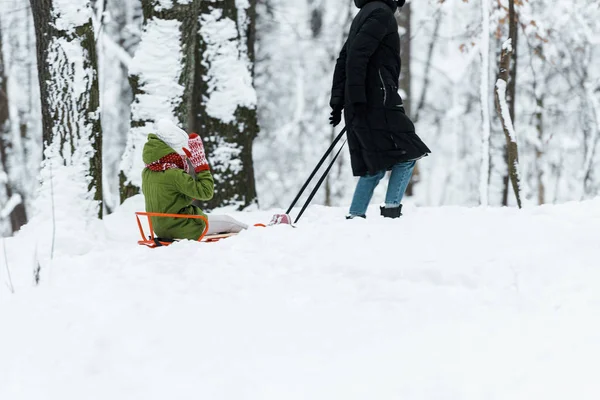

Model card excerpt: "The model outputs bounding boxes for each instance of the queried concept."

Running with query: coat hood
[154,119,189,156]
[143,134,180,164]
[354,0,398,11]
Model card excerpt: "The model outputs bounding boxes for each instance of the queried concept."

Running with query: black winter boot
[380,205,402,219]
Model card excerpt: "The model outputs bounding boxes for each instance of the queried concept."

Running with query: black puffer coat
[331,0,431,177]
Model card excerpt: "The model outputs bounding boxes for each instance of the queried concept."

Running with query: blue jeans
[348,161,416,217]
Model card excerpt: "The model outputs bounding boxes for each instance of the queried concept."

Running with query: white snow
[52,0,93,33]
[120,17,185,188]
[2,196,600,399]
[199,8,257,124]
[496,79,517,142]
[502,38,513,52]
[35,9,102,225]
[495,78,523,203]
[155,0,193,12]
[128,18,184,122]
[100,33,133,70]
[0,193,21,219]
[207,135,244,179]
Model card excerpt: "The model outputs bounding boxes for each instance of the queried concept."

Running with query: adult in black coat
[330,0,430,218]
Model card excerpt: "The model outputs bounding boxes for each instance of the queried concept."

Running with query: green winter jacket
[141,134,214,240]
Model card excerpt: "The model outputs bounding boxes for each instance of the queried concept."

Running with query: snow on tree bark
[98,0,142,212]
[119,0,199,203]
[0,25,28,234]
[498,0,519,206]
[1,3,43,217]
[495,39,523,208]
[30,0,103,219]
[194,0,258,210]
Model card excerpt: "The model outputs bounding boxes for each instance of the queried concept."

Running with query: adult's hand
[329,97,344,127]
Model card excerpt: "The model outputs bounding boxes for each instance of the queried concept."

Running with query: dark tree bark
[535,93,545,205]
[0,27,28,233]
[396,3,418,197]
[120,0,200,202]
[500,0,519,206]
[397,2,411,117]
[495,34,522,208]
[30,0,103,217]
[120,0,258,210]
[507,0,518,122]
[193,0,259,210]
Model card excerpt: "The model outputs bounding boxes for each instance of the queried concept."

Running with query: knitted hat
[154,119,189,156]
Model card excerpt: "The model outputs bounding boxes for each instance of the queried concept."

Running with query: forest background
[0,0,599,236]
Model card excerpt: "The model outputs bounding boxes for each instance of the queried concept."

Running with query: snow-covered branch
[101,33,133,70]
[0,193,22,220]
[496,79,517,142]
[495,37,523,209]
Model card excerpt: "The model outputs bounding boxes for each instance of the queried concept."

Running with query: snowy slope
[1,197,600,399]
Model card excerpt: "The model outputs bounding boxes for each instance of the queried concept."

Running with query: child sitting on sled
[141,119,248,240]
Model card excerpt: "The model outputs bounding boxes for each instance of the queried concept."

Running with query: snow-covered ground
[1,197,600,399]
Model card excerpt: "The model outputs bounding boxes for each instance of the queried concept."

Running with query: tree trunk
[582,84,600,199]
[529,34,545,205]
[535,94,545,205]
[500,0,518,206]
[1,3,42,226]
[119,0,200,202]
[479,0,491,206]
[30,0,103,218]
[413,11,441,124]
[193,0,258,210]
[495,38,522,208]
[396,2,419,197]
[100,0,141,213]
[0,26,28,234]
[397,2,411,117]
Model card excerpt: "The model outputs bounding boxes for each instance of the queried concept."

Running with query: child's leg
[348,170,386,217]
[206,215,249,235]
[384,161,416,207]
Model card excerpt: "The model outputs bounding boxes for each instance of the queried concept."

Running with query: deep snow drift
[1,196,600,399]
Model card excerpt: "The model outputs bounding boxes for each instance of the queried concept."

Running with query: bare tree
[0,25,28,234]
[495,7,523,209]
[499,0,519,206]
[0,26,26,234]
